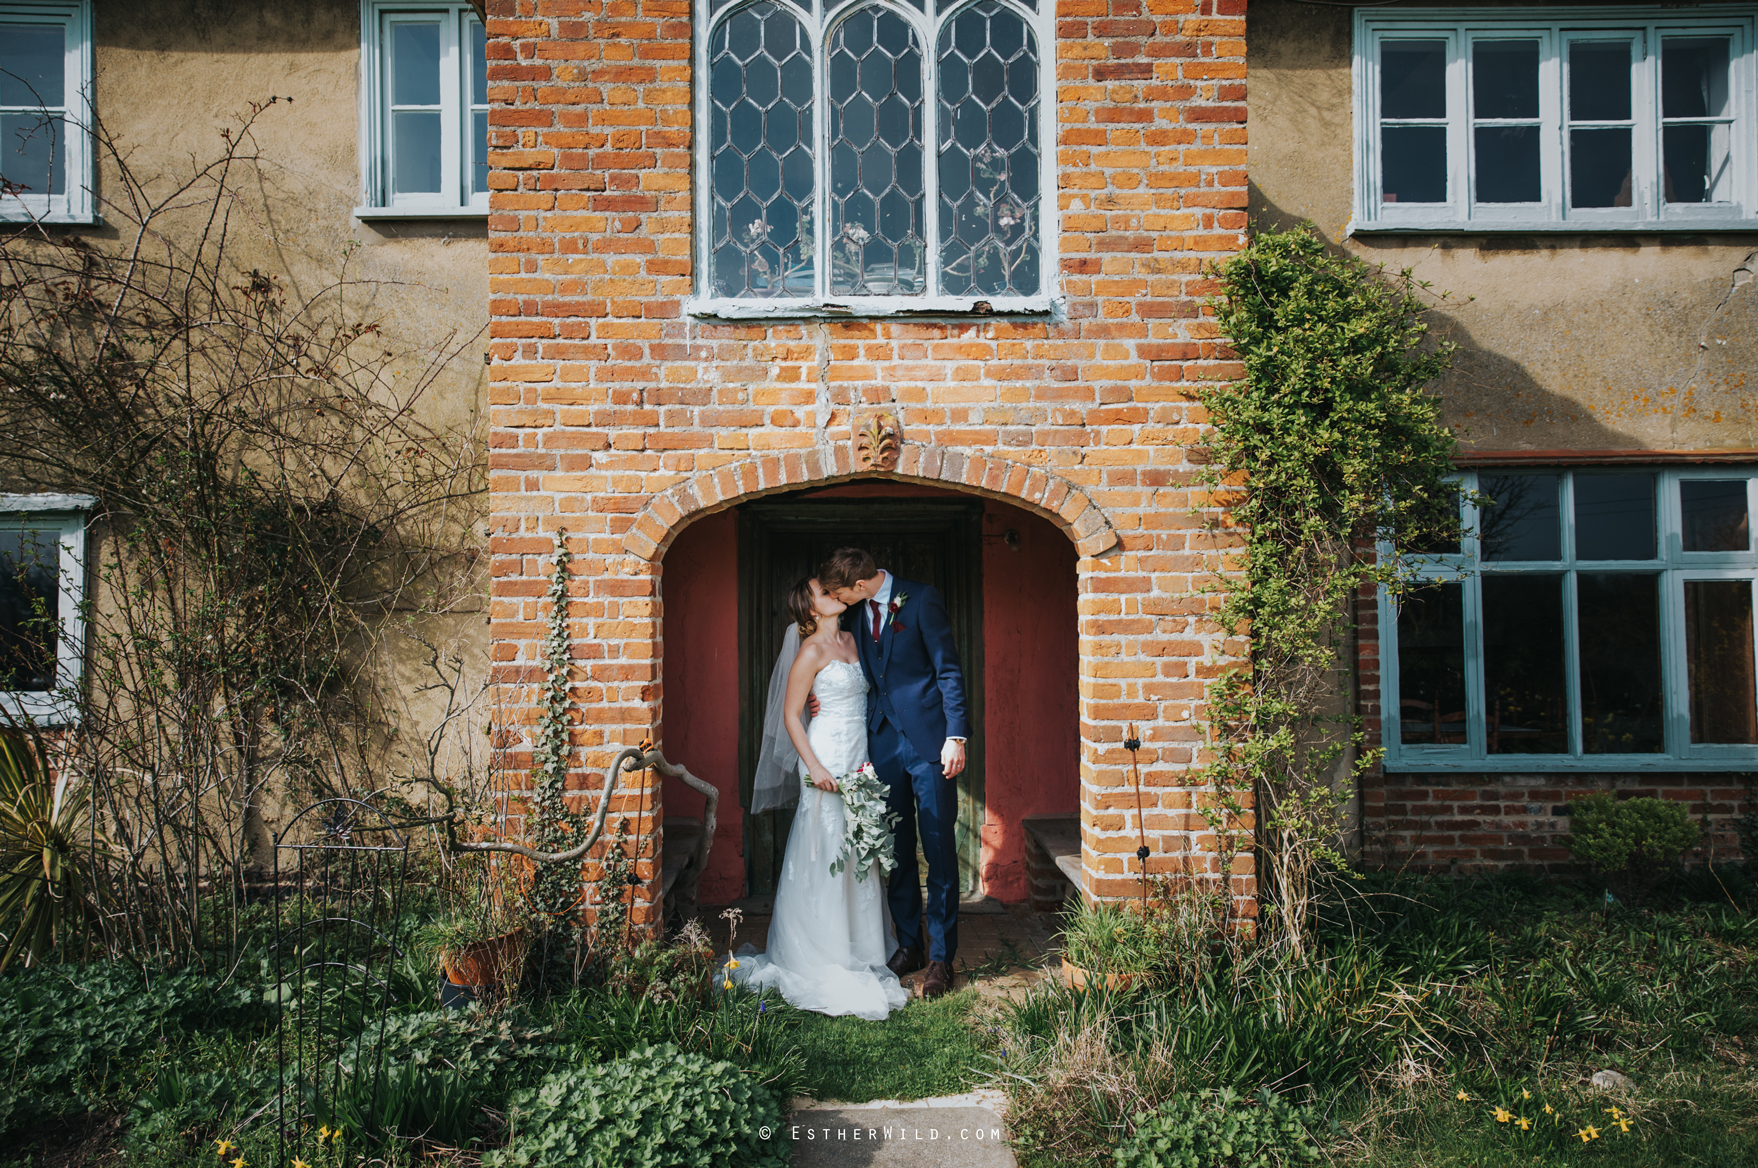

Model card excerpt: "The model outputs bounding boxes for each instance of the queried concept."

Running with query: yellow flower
[1615,1117,1632,1133]
[1605,1106,1623,1119]
[723,978,733,990]
[726,957,740,970]
[1456,1089,1471,1102]
[293,1160,311,1168]
[1543,1104,1554,1115]
[214,1140,234,1157]
[1493,1107,1512,1124]
[317,1127,331,1140]
[1516,1117,1533,1132]
[330,1128,344,1143]
[1576,1125,1600,1143]
[1521,1089,1531,1101]
[230,1157,248,1168]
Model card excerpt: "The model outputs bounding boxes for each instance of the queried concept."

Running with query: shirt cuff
[945,737,967,745]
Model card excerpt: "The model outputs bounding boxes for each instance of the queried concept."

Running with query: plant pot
[441,926,528,989]
[1061,957,1139,993]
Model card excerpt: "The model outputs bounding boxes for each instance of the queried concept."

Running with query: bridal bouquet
[806,762,900,881]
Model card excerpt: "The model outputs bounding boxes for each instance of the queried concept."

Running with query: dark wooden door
[737,498,985,897]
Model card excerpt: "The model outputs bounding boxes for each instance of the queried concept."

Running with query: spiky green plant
[0,720,102,969]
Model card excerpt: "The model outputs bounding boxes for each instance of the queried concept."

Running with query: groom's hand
[807,694,820,717]
[940,739,966,779]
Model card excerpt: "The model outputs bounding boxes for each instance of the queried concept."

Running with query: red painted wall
[662,487,1079,906]
[660,510,744,905]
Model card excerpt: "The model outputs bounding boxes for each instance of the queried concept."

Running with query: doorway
[737,495,985,897]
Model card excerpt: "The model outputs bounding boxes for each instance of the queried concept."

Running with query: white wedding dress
[731,659,908,1020]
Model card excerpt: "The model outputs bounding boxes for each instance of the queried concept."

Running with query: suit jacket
[842,576,970,766]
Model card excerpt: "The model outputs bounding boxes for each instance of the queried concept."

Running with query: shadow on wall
[1246,183,1654,454]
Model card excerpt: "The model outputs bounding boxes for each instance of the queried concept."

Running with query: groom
[818,547,969,1000]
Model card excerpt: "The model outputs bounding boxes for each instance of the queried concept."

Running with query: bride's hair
[787,577,820,639]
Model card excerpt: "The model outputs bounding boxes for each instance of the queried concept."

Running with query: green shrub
[1567,792,1701,902]
[1116,1087,1323,1168]
[1059,891,1215,981]
[488,1042,787,1168]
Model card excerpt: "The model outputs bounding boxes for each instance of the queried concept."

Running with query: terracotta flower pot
[1061,957,1139,993]
[442,926,528,988]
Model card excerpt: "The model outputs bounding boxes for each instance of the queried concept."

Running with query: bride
[729,576,908,1020]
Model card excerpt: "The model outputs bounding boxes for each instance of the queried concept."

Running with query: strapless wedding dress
[731,659,908,1020]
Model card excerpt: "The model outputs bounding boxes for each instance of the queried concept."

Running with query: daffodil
[1576,1125,1600,1143]
[293,1159,311,1168]
[1456,1089,1471,1102]
[214,1139,234,1157]
[1520,1088,1531,1101]
[1493,1107,1512,1123]
[1605,1106,1623,1119]
[318,1126,332,1140]
[725,957,740,970]
[230,1156,248,1168]
[1543,1103,1554,1115]
[723,978,733,990]
[1516,1117,1532,1132]
[1615,1117,1632,1133]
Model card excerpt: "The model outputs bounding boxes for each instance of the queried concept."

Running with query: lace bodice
[803,659,869,779]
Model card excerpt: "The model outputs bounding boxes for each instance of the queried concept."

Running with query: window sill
[0,493,98,512]
[1385,756,1758,773]
[689,295,1062,321]
[1350,218,1758,236]
[0,212,102,228]
[353,206,489,221]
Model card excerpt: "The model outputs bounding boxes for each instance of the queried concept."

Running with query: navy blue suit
[842,576,969,963]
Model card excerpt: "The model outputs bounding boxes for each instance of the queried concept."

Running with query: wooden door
[737,498,985,897]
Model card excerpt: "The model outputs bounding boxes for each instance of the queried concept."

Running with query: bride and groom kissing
[731,547,969,1021]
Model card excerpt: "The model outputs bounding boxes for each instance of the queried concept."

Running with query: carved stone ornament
[853,411,901,470]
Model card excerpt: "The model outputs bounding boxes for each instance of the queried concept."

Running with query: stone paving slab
[787,1093,1017,1168]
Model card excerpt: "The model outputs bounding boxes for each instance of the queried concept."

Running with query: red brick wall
[1356,580,1752,871]
[483,0,1252,926]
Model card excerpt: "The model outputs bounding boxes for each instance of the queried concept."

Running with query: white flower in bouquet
[805,761,899,881]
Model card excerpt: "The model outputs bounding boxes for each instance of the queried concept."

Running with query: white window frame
[0,1,94,225]
[689,0,1060,319]
[1352,6,1758,233]
[0,494,93,725]
[1379,467,1758,772]
[356,0,489,219]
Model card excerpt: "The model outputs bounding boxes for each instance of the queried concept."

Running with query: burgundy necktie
[870,599,883,642]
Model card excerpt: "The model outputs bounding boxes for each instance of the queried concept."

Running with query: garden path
[787,1091,1018,1167]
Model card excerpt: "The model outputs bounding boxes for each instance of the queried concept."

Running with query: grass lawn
[785,986,987,1102]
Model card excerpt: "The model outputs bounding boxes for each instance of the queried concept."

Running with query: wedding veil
[749,622,804,814]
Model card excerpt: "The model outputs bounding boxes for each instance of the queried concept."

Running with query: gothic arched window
[697,0,1048,311]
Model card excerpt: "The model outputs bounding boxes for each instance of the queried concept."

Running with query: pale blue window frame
[1351,6,1758,233]
[1379,466,1758,771]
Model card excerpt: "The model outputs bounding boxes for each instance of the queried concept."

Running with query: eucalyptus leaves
[807,762,900,881]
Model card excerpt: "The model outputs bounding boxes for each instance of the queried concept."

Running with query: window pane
[1568,42,1632,121]
[1398,582,1467,746]
[1405,488,1462,555]
[1483,573,1568,754]
[1573,473,1655,560]
[391,22,442,107]
[709,2,815,298]
[1685,579,1757,744]
[1664,123,1731,204]
[1474,127,1540,203]
[0,111,63,195]
[0,529,58,692]
[472,109,488,195]
[1569,128,1633,209]
[1473,40,1538,119]
[1381,127,1446,203]
[0,25,64,109]
[392,110,442,194]
[830,8,925,295]
[1480,473,1560,561]
[937,1,1040,296]
[1662,38,1730,119]
[1578,573,1664,753]
[1681,480,1750,552]
[1382,40,1446,119]
[470,20,487,107]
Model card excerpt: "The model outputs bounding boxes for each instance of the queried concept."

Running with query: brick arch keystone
[619,444,1120,562]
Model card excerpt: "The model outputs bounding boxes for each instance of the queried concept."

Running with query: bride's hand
[809,766,838,793]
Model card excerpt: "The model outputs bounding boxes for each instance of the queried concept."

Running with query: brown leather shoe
[887,944,925,978]
[921,960,953,999]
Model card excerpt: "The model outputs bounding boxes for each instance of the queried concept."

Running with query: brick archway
[619,443,1120,563]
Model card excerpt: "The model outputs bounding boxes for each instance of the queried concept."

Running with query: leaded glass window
[697,0,1049,308]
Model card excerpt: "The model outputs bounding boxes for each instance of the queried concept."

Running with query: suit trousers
[869,714,958,963]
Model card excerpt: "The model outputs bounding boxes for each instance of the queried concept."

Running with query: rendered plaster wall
[4,1,493,829]
[483,0,1254,925]
[1247,0,1758,455]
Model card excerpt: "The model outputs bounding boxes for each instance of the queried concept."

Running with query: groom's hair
[818,547,877,592]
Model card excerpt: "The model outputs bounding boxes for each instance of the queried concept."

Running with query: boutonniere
[888,592,908,615]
